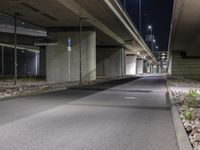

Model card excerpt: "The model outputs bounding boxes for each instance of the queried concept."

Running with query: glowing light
[148,25,152,30]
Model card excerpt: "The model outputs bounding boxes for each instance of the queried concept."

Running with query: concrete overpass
[168,0,200,79]
[0,0,157,83]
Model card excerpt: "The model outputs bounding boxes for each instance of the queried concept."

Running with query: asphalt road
[0,76,178,150]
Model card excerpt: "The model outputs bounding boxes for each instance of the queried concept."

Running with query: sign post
[67,37,71,81]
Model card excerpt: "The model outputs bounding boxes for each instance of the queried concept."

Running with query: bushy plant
[184,89,199,108]
[181,106,193,121]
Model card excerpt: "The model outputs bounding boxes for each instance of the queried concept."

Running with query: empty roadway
[0,76,178,150]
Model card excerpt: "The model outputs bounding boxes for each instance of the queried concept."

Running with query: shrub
[181,107,193,121]
[184,89,199,108]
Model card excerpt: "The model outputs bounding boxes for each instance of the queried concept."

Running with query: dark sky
[124,0,174,51]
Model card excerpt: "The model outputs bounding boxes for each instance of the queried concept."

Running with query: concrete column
[146,62,150,74]
[96,47,123,78]
[123,49,126,76]
[150,64,153,73]
[39,46,46,78]
[143,60,148,74]
[46,31,96,83]
[136,58,144,74]
[126,54,137,75]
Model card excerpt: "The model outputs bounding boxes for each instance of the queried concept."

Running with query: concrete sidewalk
[0,76,178,150]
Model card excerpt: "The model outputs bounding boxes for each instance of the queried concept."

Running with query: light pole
[139,0,142,34]
[153,38,156,51]
[1,46,4,77]
[79,18,88,84]
[124,0,126,12]
[14,12,18,85]
[156,46,159,51]
[79,18,83,84]
[148,25,153,51]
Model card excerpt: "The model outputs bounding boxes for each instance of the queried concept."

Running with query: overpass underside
[0,0,157,83]
[169,0,200,80]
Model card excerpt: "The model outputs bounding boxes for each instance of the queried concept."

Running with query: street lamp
[147,25,153,51]
[139,0,142,34]
[148,25,152,30]
[123,0,126,11]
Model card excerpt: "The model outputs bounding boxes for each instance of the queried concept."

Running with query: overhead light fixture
[137,52,140,55]
[148,25,152,30]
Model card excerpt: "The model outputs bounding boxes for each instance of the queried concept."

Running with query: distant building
[153,51,168,73]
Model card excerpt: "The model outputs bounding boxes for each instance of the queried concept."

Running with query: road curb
[166,80,193,150]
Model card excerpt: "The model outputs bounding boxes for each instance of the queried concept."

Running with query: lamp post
[139,0,142,34]
[156,46,159,51]
[79,18,83,84]
[1,46,4,77]
[153,39,156,51]
[148,25,153,51]
[123,0,126,12]
[14,12,17,85]
[79,18,88,84]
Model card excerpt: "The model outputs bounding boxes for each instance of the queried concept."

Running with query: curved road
[0,76,178,150]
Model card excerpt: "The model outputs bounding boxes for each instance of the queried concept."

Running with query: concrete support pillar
[143,60,148,74]
[46,31,96,83]
[136,58,144,74]
[126,54,137,75]
[150,64,153,73]
[122,48,126,76]
[39,46,46,78]
[96,47,123,78]
[146,62,150,74]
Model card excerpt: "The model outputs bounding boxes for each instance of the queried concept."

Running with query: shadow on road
[69,77,140,91]
[0,77,140,126]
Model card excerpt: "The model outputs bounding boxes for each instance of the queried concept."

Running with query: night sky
[124,0,174,51]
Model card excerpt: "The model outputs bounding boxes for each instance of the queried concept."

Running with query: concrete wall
[136,59,144,74]
[126,54,136,75]
[46,31,96,83]
[96,47,124,78]
[171,51,200,80]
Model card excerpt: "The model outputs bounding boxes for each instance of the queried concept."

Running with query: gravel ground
[168,76,200,150]
[0,79,78,98]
